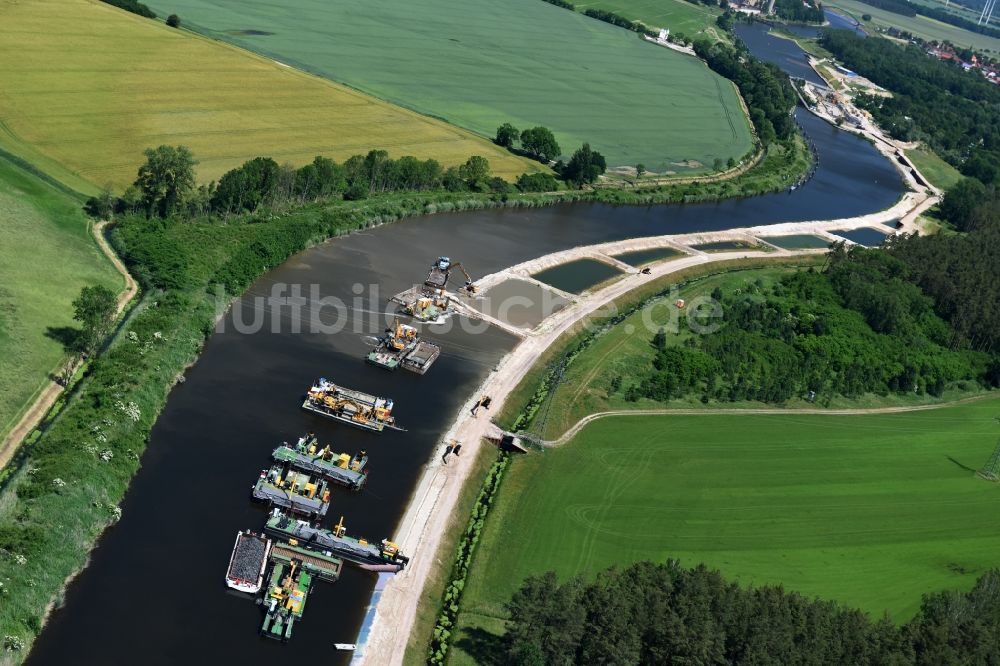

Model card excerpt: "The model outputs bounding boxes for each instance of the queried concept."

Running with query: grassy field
[452,395,1000,663]
[574,0,726,42]
[145,0,753,173]
[0,0,537,192]
[829,0,1000,52]
[0,157,120,444]
[907,146,964,190]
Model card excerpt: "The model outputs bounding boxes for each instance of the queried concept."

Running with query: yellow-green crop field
[0,0,538,193]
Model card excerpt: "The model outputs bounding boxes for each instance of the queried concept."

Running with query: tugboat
[225,530,272,593]
[302,378,402,432]
[259,559,311,642]
[264,510,409,572]
[252,464,331,518]
[272,434,368,491]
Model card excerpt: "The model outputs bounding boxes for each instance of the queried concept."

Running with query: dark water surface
[831,226,890,246]
[532,259,623,294]
[28,21,905,666]
[613,247,683,265]
[760,234,832,249]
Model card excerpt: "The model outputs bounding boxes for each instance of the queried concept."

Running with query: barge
[400,340,441,374]
[366,318,419,370]
[390,286,453,323]
[367,318,441,374]
[264,510,409,572]
[225,530,272,593]
[253,464,331,517]
[270,541,343,583]
[302,378,401,432]
[273,434,368,490]
[260,560,311,642]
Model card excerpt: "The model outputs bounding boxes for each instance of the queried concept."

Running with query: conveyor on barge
[302,378,402,432]
[264,510,409,572]
[273,434,368,491]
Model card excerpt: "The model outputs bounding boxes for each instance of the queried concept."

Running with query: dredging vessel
[272,434,368,491]
[264,510,410,572]
[253,464,331,518]
[225,530,272,593]
[366,318,441,374]
[390,287,453,323]
[302,378,401,432]
[259,559,311,642]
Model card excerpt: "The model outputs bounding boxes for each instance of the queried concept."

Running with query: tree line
[623,243,996,405]
[87,146,545,219]
[772,0,825,24]
[501,561,1000,665]
[694,38,798,146]
[494,123,608,184]
[100,0,156,19]
[820,29,1000,184]
[853,0,1000,38]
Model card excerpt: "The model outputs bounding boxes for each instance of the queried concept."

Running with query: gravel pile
[230,534,267,582]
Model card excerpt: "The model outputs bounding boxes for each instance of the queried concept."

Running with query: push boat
[264,510,409,572]
[253,464,331,518]
[225,530,272,593]
[272,434,368,491]
[302,378,402,432]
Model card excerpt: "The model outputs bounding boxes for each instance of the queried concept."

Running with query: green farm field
[146,0,754,173]
[0,157,120,443]
[0,0,537,192]
[829,0,1000,52]
[574,0,726,42]
[453,396,1000,663]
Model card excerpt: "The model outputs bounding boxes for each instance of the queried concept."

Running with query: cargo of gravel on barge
[273,434,368,490]
[253,464,331,517]
[302,378,401,432]
[264,511,409,572]
[225,530,272,593]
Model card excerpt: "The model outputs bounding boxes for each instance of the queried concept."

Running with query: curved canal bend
[29,24,904,666]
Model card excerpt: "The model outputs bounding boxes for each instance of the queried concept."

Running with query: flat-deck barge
[401,340,441,374]
[302,378,401,432]
[273,434,368,490]
[253,465,331,517]
[264,511,409,572]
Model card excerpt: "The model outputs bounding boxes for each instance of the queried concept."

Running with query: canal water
[27,18,905,666]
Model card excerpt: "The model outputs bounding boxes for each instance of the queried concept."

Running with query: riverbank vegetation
[0,0,534,192]
[0,158,120,446]
[450,395,1000,664]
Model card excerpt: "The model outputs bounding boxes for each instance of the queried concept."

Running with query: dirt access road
[0,220,137,471]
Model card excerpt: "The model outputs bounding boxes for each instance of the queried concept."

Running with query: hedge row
[426,453,511,665]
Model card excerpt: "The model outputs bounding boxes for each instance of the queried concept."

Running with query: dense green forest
[501,561,1000,665]
[694,39,798,146]
[773,0,824,24]
[627,245,992,404]
[820,30,1000,184]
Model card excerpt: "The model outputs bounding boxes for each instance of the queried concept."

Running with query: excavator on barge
[302,378,402,432]
[390,256,479,323]
[366,317,441,374]
[264,510,409,572]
